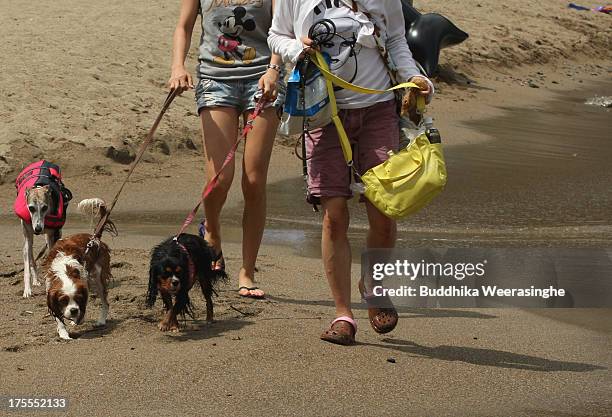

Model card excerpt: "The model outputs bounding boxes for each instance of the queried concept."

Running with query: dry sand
[1,0,611,416]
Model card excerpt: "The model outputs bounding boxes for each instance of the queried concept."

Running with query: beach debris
[230,305,251,316]
[3,269,23,279]
[387,358,397,364]
[153,140,170,155]
[105,145,136,164]
[567,3,612,13]
[91,165,112,176]
[585,96,612,108]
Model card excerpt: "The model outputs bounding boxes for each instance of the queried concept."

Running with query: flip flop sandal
[320,316,357,346]
[359,282,399,334]
[238,286,265,299]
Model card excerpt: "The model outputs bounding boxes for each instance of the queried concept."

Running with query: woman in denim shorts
[169,0,284,299]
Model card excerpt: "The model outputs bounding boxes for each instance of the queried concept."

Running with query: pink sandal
[320,316,357,346]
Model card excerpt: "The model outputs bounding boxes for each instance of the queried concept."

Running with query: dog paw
[22,288,32,298]
[158,319,180,332]
[58,332,73,340]
[32,279,42,287]
[93,320,107,328]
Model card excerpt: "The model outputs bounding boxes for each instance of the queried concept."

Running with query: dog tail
[78,198,117,235]
[77,198,107,220]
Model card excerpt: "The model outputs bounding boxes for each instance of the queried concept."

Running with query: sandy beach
[1,0,611,416]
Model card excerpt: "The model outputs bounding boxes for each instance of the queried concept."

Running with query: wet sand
[1,80,611,416]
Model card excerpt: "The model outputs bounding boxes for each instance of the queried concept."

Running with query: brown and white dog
[43,199,111,340]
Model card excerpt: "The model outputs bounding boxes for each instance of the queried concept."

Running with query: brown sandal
[359,281,399,334]
[320,316,357,346]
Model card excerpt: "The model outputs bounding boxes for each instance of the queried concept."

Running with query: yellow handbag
[361,132,447,219]
[311,52,448,220]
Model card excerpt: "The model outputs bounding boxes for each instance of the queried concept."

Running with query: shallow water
[11,83,608,258]
[97,82,612,257]
[258,82,612,253]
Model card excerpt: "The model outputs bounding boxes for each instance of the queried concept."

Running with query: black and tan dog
[146,233,227,332]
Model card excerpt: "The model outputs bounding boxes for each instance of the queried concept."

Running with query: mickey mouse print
[198,0,274,80]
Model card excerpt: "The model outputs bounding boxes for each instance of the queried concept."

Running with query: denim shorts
[195,77,286,115]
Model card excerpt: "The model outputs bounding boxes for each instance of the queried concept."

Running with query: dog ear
[47,289,62,319]
[75,290,87,324]
[146,264,160,308]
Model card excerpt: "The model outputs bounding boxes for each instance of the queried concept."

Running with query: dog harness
[175,241,196,286]
[14,160,72,228]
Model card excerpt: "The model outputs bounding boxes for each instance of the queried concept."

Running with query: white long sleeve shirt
[268,0,433,109]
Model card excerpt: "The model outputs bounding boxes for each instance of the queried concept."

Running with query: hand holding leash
[168,66,194,95]
[258,68,280,101]
[401,76,430,123]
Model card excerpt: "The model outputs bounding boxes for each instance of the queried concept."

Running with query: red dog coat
[14,160,72,229]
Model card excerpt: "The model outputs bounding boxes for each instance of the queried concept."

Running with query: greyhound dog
[15,160,71,298]
[21,186,62,298]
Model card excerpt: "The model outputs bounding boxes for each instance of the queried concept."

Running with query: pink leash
[175,240,196,282]
[175,97,269,237]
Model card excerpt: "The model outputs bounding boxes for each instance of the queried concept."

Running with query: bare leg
[320,197,352,318]
[238,108,278,297]
[365,201,397,248]
[361,201,397,292]
[200,107,240,265]
[21,221,34,298]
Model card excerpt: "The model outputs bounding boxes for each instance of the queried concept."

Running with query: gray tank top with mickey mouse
[198,0,273,81]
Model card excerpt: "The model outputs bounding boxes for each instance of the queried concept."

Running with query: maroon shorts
[306,99,399,200]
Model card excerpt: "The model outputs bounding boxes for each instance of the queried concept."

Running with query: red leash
[175,97,269,237]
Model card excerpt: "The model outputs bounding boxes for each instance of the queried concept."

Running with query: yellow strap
[312,51,427,165]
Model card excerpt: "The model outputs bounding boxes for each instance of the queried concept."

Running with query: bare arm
[168,0,200,93]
